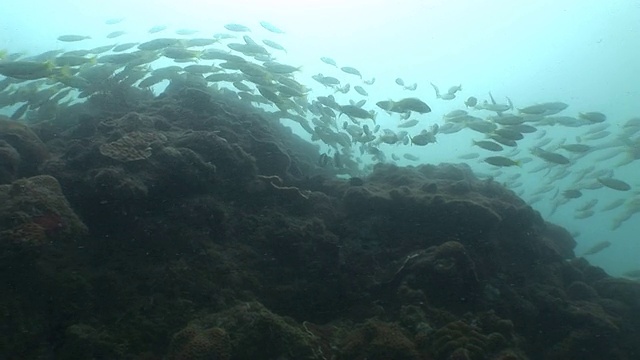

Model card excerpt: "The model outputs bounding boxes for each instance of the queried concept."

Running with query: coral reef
[0,174,87,245]
[0,82,639,360]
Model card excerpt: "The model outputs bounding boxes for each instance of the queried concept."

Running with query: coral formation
[0,175,87,245]
[0,81,639,360]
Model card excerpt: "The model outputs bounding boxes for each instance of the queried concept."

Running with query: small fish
[105,17,124,25]
[395,78,405,86]
[260,21,285,34]
[341,66,362,78]
[397,119,419,128]
[472,140,504,151]
[579,111,606,123]
[562,189,582,199]
[403,153,419,161]
[600,198,625,212]
[106,30,126,39]
[447,84,462,95]
[484,156,520,167]
[175,28,199,36]
[340,105,375,121]
[148,25,168,34]
[57,34,91,42]
[582,241,611,256]
[262,39,287,53]
[464,96,478,107]
[403,83,417,91]
[560,144,591,153]
[224,23,251,32]
[320,57,337,67]
[363,77,376,85]
[112,42,138,52]
[531,147,570,165]
[354,85,368,96]
[597,177,631,191]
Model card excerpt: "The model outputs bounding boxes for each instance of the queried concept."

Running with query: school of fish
[0,19,639,277]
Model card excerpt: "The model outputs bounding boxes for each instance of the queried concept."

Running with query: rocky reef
[1,83,639,359]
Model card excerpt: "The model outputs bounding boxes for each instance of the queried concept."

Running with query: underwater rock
[0,116,49,176]
[428,320,510,360]
[0,175,88,246]
[0,140,20,184]
[339,320,420,360]
[176,302,321,359]
[99,131,167,162]
[400,241,481,307]
[168,325,231,360]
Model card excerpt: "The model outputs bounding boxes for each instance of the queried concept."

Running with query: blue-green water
[1,0,639,277]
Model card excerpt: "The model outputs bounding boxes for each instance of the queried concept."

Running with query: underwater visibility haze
[1,0,640,358]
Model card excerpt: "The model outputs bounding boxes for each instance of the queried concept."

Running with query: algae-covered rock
[0,175,87,245]
[339,320,420,360]
[0,140,20,184]
[0,116,49,176]
[174,301,321,360]
[168,325,231,360]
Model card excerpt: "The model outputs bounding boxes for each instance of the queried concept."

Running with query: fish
[341,66,362,78]
[403,83,417,91]
[376,98,431,114]
[531,147,570,165]
[162,47,200,60]
[447,84,462,95]
[466,120,498,134]
[403,153,419,161]
[105,17,124,25]
[354,86,368,96]
[112,42,138,52]
[484,156,520,167]
[397,119,419,128]
[262,39,287,53]
[489,114,525,126]
[562,189,582,199]
[320,57,337,67]
[183,38,218,47]
[600,198,625,212]
[574,210,595,219]
[106,30,126,39]
[410,130,437,146]
[263,61,301,74]
[0,60,54,80]
[464,96,478,107]
[175,29,198,36]
[138,38,182,51]
[579,112,606,123]
[224,23,251,32]
[363,78,376,85]
[560,144,591,153]
[430,82,456,100]
[472,140,503,152]
[597,177,631,191]
[576,199,598,212]
[148,25,168,34]
[395,78,405,86]
[518,102,568,115]
[490,137,517,149]
[340,105,375,121]
[582,241,611,256]
[57,34,91,42]
[493,128,524,141]
[260,21,285,34]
